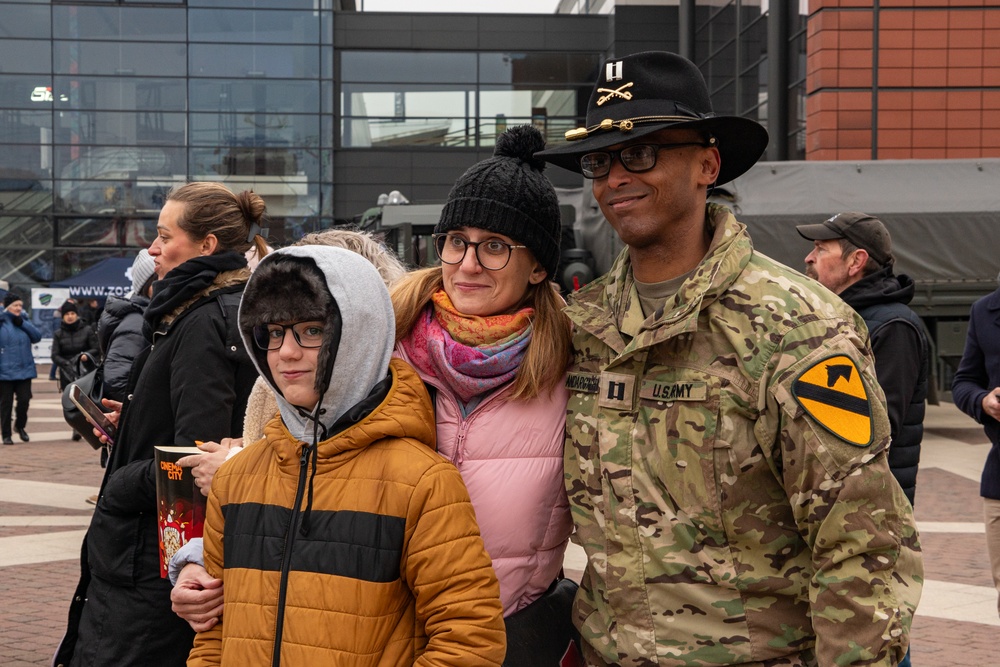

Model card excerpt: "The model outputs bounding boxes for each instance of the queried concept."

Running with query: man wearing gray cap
[799,212,931,507]
[536,51,921,667]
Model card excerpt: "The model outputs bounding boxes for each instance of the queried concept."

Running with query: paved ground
[1,376,997,665]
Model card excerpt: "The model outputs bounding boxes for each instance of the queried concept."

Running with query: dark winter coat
[0,311,42,381]
[51,321,99,387]
[839,268,929,505]
[55,265,258,667]
[95,294,150,402]
[952,287,1000,500]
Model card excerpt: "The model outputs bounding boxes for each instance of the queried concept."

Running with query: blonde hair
[166,182,270,260]
[390,267,571,400]
[293,229,406,287]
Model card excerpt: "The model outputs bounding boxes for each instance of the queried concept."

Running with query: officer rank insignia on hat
[792,355,873,447]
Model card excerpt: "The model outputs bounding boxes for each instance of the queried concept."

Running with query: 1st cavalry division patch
[792,355,873,446]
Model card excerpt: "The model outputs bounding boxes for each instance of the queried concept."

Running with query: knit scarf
[401,290,533,403]
[143,252,247,336]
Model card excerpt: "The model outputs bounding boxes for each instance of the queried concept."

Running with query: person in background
[80,249,158,494]
[186,245,506,666]
[96,249,157,403]
[392,125,575,664]
[536,51,922,666]
[54,182,266,667]
[799,212,930,667]
[51,300,100,440]
[952,272,1000,619]
[0,292,42,445]
[799,212,931,506]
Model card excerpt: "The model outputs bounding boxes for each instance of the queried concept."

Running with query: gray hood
[238,245,395,444]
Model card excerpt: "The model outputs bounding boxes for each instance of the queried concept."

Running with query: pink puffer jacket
[395,347,572,616]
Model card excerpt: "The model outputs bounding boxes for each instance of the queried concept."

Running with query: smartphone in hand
[69,384,117,445]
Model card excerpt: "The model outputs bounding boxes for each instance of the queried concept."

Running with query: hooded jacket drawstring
[299,405,326,537]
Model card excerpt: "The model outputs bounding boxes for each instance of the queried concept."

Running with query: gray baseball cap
[796,212,892,266]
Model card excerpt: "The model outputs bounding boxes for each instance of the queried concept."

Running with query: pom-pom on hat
[3,292,22,308]
[434,125,561,278]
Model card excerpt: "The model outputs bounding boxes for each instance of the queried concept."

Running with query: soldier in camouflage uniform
[537,51,922,667]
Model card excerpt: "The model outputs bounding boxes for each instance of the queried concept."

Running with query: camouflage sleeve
[760,320,923,667]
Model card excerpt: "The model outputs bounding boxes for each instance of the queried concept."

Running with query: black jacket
[56,269,258,667]
[95,294,150,402]
[952,287,1000,500]
[51,322,99,387]
[840,268,929,505]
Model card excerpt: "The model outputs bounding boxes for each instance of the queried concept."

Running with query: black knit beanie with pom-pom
[434,125,561,277]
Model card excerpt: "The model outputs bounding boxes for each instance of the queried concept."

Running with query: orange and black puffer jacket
[187,359,507,667]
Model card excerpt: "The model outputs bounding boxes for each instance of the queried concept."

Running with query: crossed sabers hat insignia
[597,82,633,106]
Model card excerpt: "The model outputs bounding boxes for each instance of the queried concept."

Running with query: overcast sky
[360,0,561,12]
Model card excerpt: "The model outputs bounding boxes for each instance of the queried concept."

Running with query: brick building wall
[806,1,1000,160]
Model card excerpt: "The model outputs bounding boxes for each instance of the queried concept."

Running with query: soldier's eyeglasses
[433,233,528,271]
[252,321,325,350]
[579,141,714,179]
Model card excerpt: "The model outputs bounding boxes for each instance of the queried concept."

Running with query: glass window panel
[0,5,51,39]
[0,145,52,179]
[54,5,185,41]
[189,79,320,113]
[189,146,318,181]
[479,53,603,85]
[188,0,318,8]
[0,39,52,74]
[55,111,186,146]
[51,248,131,286]
[52,77,186,111]
[189,9,320,44]
[0,110,53,144]
[54,41,186,77]
[54,146,184,182]
[341,51,477,84]
[341,84,474,118]
[340,85,475,148]
[0,74,54,109]
[0,219,56,284]
[55,216,157,248]
[189,44,319,79]
[55,178,177,215]
[0,215,52,249]
[189,112,320,147]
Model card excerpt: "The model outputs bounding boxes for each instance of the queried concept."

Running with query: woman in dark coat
[51,301,99,390]
[55,182,266,667]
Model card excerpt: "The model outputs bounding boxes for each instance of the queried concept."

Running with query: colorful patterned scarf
[400,290,533,403]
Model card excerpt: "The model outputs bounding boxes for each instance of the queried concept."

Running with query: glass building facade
[1,0,335,290]
[1,1,809,295]
[0,3,607,293]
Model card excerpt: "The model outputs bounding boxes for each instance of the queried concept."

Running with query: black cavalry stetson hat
[535,51,769,186]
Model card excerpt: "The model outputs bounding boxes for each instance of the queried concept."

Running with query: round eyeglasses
[579,140,714,179]
[252,321,325,351]
[433,233,527,271]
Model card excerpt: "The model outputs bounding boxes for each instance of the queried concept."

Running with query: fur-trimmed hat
[3,292,22,308]
[435,125,561,278]
[239,255,341,398]
[536,51,768,186]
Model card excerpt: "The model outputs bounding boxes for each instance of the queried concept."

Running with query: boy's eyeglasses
[252,321,325,350]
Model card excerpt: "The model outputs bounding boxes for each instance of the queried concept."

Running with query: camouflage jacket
[563,205,923,667]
